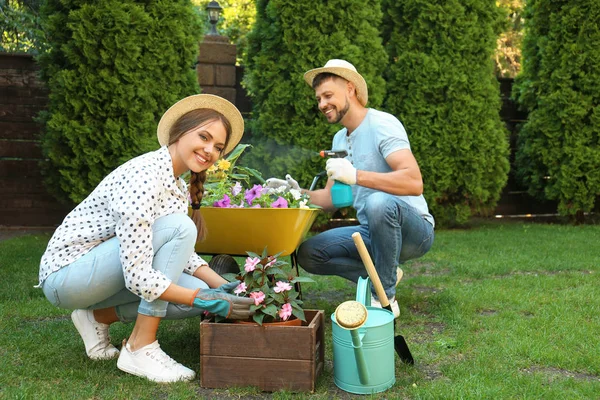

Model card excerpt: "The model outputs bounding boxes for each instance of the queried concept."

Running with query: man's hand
[326,158,357,185]
[192,281,254,320]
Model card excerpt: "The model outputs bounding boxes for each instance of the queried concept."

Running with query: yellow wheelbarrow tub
[192,207,320,257]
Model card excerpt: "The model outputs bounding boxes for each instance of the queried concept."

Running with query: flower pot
[191,207,320,256]
[199,310,325,392]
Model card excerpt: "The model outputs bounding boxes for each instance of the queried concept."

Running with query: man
[270,59,434,317]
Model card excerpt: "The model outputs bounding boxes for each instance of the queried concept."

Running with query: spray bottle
[320,150,354,208]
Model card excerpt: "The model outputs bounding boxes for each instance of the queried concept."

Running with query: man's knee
[364,192,398,222]
[297,239,319,274]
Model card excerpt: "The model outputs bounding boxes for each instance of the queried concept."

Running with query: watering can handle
[356,277,372,307]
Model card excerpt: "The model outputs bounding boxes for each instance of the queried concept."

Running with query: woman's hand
[192,281,254,319]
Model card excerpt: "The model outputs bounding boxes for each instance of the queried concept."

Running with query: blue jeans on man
[297,192,434,300]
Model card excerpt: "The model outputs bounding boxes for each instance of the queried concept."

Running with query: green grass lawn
[1,220,599,399]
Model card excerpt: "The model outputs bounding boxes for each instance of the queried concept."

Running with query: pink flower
[265,257,277,268]
[279,303,293,321]
[249,291,265,306]
[273,281,292,293]
[231,181,242,196]
[234,282,247,295]
[245,184,264,205]
[270,196,288,208]
[244,256,261,272]
[213,194,231,208]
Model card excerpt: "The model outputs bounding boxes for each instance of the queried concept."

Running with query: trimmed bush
[513,0,600,221]
[37,0,203,203]
[382,0,510,226]
[242,0,388,186]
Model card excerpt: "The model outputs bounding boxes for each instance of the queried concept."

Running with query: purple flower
[213,194,231,208]
[270,196,288,208]
[244,184,264,205]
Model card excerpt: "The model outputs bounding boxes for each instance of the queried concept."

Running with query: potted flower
[202,144,312,210]
[192,145,321,256]
[219,248,316,326]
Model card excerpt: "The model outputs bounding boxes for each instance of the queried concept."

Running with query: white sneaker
[71,309,119,360]
[370,297,401,318]
[117,340,195,383]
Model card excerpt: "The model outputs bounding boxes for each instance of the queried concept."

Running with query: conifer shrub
[513,0,600,221]
[37,0,202,203]
[242,0,388,186]
[382,0,510,226]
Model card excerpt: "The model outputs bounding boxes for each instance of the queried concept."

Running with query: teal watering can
[331,277,396,394]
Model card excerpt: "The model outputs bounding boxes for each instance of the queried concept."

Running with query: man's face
[314,77,351,124]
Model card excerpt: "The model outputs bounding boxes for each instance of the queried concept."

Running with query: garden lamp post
[206,0,223,36]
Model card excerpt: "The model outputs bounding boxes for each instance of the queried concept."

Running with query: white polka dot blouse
[38,146,208,302]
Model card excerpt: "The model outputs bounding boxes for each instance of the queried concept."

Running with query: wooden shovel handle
[352,232,390,308]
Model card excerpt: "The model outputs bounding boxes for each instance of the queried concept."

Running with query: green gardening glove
[192,281,254,320]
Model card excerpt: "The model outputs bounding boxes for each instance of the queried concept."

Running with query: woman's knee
[154,214,197,244]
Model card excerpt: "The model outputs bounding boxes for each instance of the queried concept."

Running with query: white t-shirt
[331,108,434,227]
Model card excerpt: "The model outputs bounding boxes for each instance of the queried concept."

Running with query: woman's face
[170,118,228,177]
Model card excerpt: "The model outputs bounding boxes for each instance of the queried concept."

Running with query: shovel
[352,232,415,365]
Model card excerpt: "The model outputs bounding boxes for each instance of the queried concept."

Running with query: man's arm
[356,148,423,196]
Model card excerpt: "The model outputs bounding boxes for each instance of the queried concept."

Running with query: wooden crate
[199,310,325,392]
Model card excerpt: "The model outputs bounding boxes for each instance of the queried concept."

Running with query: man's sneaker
[71,309,119,360]
[370,297,401,318]
[117,340,195,383]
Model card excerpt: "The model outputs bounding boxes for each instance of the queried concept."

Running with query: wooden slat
[200,356,316,392]
[0,53,38,70]
[0,159,42,177]
[0,103,46,122]
[0,121,42,140]
[0,140,43,158]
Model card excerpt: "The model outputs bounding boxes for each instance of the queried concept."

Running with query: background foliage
[513,0,600,221]
[382,0,510,226]
[0,0,45,54]
[37,0,203,203]
[494,0,524,78]
[242,0,388,189]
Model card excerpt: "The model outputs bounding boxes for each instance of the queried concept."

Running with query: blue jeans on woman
[297,192,434,299]
[42,214,207,322]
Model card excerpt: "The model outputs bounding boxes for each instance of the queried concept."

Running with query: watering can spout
[334,300,370,385]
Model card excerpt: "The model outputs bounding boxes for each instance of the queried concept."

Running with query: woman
[37,94,254,383]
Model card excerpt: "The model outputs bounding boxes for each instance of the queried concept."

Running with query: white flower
[299,200,308,209]
[289,188,301,200]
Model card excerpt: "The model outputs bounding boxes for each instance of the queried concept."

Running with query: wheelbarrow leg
[291,250,303,300]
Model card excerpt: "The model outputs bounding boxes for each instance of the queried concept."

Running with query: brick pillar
[197,35,237,105]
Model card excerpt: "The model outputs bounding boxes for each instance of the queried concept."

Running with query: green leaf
[291,276,316,284]
[262,304,278,318]
[252,312,265,325]
[291,307,306,322]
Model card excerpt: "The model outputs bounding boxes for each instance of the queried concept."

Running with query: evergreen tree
[382,0,510,226]
[513,0,600,221]
[37,0,202,203]
[243,0,388,186]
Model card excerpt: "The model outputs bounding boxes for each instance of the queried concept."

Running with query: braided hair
[168,109,232,241]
